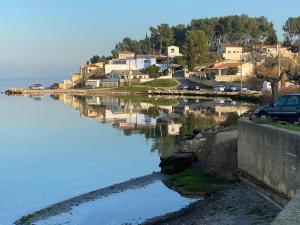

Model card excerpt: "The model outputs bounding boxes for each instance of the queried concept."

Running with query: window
[274,96,288,107]
[144,60,150,63]
[171,49,175,53]
[233,51,236,53]
[228,51,231,53]
[286,96,300,106]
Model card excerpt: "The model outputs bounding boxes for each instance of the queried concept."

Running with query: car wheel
[258,111,268,119]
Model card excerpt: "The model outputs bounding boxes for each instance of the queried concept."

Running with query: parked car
[187,85,200,91]
[213,85,225,92]
[254,94,300,123]
[194,86,200,90]
[235,86,248,92]
[177,85,189,90]
[230,86,238,92]
[29,84,44,90]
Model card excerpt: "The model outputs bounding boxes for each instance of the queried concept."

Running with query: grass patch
[142,79,178,87]
[198,82,213,89]
[271,123,300,132]
[252,117,300,132]
[169,168,226,192]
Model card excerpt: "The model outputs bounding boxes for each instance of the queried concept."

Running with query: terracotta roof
[119,50,134,54]
[206,61,241,70]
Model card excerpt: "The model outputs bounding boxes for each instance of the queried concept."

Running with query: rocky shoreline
[155,124,282,225]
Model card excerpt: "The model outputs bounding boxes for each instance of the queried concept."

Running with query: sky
[0,0,300,79]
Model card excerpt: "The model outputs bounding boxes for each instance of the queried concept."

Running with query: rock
[194,129,238,180]
[160,153,196,174]
[195,133,203,139]
[199,138,207,142]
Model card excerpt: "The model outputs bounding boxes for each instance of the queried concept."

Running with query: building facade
[167,46,183,58]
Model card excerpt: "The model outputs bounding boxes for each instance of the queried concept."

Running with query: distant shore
[5,87,262,103]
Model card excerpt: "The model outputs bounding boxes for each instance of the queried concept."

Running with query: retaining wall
[238,118,300,198]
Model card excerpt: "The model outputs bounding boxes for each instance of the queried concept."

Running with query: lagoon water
[0,79,252,225]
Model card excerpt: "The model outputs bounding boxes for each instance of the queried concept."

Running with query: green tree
[90,55,101,64]
[172,24,186,49]
[283,17,300,52]
[141,65,161,78]
[114,37,142,54]
[183,30,209,70]
[150,24,174,54]
[140,34,152,54]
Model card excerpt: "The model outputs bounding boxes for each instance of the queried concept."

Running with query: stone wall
[238,118,300,198]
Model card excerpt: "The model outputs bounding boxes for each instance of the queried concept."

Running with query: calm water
[0,79,253,224]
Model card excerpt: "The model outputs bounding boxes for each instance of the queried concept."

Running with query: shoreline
[15,173,166,225]
[5,87,262,102]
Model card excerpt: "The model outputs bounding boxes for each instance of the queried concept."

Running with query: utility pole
[240,49,244,93]
[277,42,282,91]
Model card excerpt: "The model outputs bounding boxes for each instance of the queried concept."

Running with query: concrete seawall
[238,118,300,198]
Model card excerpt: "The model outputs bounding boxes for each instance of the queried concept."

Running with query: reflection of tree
[179,113,215,136]
[142,107,160,119]
[150,113,216,155]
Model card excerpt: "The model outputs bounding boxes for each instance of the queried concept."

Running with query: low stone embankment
[5,88,262,102]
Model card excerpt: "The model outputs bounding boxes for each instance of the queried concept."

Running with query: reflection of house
[215,105,251,117]
[167,46,183,58]
[167,123,182,135]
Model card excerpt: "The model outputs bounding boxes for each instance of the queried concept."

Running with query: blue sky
[0,0,299,79]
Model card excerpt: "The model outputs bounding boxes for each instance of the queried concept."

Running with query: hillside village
[59,42,298,92]
[54,15,300,99]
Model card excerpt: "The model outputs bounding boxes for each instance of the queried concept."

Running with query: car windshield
[274,96,288,107]
[286,96,300,106]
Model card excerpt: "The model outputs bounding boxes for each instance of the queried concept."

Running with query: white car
[213,85,225,92]
[29,84,45,90]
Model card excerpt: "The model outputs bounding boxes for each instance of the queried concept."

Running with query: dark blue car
[254,94,300,123]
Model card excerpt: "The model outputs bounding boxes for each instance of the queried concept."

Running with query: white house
[105,55,157,74]
[108,70,149,82]
[167,46,183,58]
[217,44,250,61]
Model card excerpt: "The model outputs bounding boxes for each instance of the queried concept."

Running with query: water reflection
[49,95,253,154]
